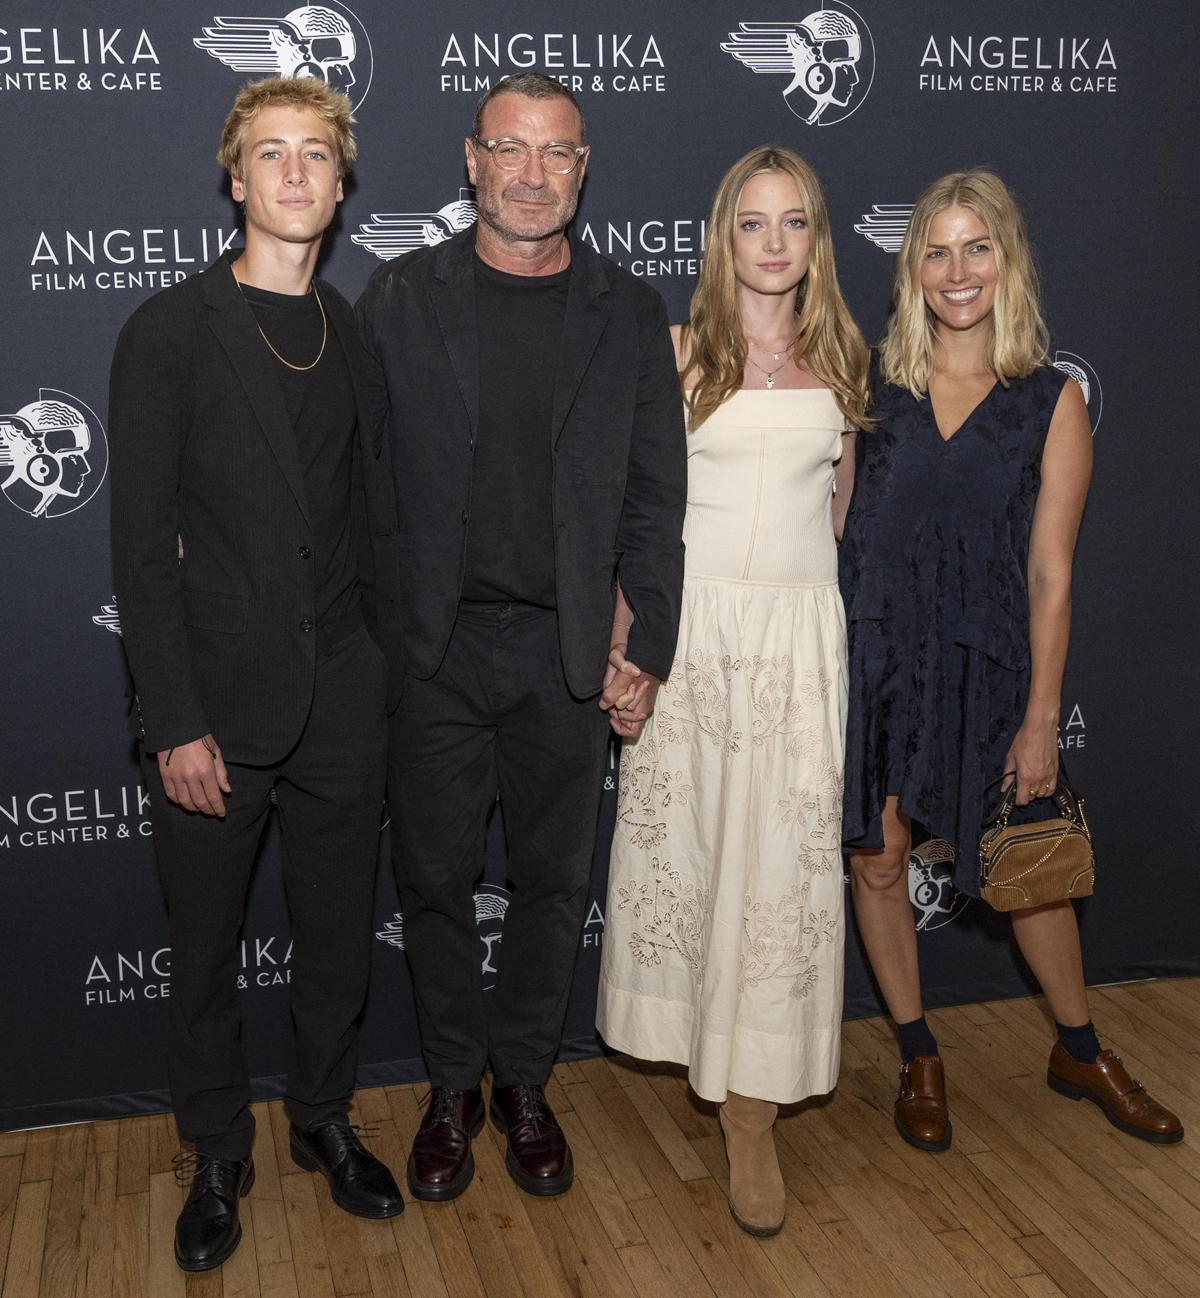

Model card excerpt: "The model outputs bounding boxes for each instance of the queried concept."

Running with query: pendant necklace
[232,263,328,371]
[746,336,794,389]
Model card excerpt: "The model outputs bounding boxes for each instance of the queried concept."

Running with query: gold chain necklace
[746,335,795,389]
[746,353,792,390]
[232,264,327,371]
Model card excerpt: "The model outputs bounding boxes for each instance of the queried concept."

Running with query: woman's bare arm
[1005,379,1093,804]
[832,431,857,543]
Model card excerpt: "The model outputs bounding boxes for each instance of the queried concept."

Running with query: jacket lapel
[552,237,611,446]
[428,229,479,439]
[323,284,377,460]
[203,253,312,529]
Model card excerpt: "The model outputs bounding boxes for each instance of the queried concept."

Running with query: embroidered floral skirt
[596,574,848,1105]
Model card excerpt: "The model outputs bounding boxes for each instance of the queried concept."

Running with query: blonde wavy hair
[681,146,870,432]
[880,169,1048,398]
[218,75,357,180]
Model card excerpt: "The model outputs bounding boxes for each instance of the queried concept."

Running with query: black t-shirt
[460,253,571,608]
[241,282,359,627]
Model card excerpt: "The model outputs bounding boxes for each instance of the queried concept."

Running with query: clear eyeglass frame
[473,136,587,174]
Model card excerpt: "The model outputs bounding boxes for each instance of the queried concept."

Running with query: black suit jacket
[355,228,687,695]
[108,251,404,763]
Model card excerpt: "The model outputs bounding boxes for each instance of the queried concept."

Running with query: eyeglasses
[473,137,587,174]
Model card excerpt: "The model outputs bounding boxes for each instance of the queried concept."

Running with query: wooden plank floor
[2,978,1198,1297]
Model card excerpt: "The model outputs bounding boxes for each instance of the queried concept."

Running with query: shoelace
[511,1086,553,1132]
[418,1087,473,1125]
[172,1150,238,1192]
[311,1121,378,1160]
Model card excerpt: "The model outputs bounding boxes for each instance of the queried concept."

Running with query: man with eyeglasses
[355,73,686,1201]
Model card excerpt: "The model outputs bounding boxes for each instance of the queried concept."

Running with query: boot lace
[512,1085,553,1132]
[418,1087,468,1125]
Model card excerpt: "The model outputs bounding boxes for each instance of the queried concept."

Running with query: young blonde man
[109,77,405,1271]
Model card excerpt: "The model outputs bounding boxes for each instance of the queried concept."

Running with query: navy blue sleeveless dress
[839,359,1070,896]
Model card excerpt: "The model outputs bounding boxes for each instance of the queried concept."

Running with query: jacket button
[461,510,469,524]
[299,546,311,559]
[300,619,313,632]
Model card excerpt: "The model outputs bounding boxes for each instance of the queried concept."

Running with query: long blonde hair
[880,169,1048,398]
[681,146,870,432]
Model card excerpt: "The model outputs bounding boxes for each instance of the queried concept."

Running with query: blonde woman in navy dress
[598,146,870,1236]
[841,170,1182,1151]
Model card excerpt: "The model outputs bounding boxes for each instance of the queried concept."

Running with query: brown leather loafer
[1047,1044,1184,1144]
[490,1083,574,1196]
[407,1086,485,1201]
[895,1055,952,1153]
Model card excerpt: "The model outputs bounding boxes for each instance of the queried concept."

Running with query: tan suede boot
[718,1092,785,1237]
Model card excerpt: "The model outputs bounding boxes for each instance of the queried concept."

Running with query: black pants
[143,619,388,1159]
[389,602,610,1090]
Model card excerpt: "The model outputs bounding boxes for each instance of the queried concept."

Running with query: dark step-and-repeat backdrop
[2,2,1197,1131]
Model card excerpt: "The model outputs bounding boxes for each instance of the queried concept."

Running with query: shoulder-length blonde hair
[681,146,870,432]
[880,169,1048,398]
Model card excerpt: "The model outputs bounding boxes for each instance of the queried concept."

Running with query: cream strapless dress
[597,388,849,1104]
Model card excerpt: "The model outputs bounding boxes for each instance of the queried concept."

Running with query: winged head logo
[353,190,478,260]
[722,7,875,125]
[854,205,914,253]
[907,839,968,932]
[0,389,107,520]
[93,600,122,635]
[376,883,510,985]
[194,4,373,109]
[1052,352,1103,434]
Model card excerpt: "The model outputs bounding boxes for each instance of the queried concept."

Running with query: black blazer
[108,251,404,764]
[355,228,687,695]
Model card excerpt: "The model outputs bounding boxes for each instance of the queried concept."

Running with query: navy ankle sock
[896,1015,939,1062]
[1056,1020,1101,1065]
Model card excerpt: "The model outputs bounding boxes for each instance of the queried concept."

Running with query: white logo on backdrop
[909,839,968,931]
[352,190,478,260]
[93,600,122,635]
[722,7,875,125]
[1052,352,1103,434]
[854,205,914,252]
[377,883,511,988]
[0,390,107,519]
[194,4,373,109]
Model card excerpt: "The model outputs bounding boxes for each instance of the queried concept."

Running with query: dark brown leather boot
[895,1055,952,1152]
[490,1083,573,1196]
[407,1086,485,1201]
[1048,1044,1183,1143]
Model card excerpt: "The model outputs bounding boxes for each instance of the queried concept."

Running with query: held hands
[600,639,660,739]
[1001,720,1060,807]
[156,734,231,818]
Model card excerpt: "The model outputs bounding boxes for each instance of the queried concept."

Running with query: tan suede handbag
[979,763,1095,911]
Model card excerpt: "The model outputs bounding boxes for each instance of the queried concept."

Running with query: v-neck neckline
[928,378,999,443]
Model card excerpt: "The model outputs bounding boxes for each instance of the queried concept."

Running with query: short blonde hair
[217,76,357,179]
[683,146,871,432]
[880,169,1048,398]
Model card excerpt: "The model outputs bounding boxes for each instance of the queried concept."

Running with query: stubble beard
[475,175,580,246]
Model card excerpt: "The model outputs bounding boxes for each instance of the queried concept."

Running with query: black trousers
[389,602,610,1090]
[143,619,388,1159]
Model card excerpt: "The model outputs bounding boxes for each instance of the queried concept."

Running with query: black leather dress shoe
[290,1121,404,1219]
[173,1153,255,1272]
[490,1083,574,1197]
[407,1086,485,1202]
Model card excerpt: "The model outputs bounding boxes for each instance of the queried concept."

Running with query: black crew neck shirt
[241,281,359,627]
[461,253,571,608]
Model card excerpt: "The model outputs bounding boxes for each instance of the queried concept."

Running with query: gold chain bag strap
[979,759,1095,911]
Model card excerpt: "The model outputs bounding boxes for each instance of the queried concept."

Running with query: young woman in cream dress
[596,146,870,1236]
